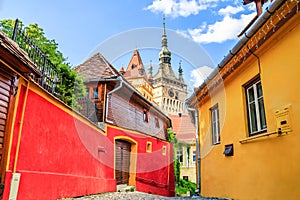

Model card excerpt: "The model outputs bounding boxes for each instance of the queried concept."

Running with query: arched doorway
[114,136,137,186]
[115,140,131,185]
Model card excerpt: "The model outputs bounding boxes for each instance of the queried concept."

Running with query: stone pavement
[65,191,229,200]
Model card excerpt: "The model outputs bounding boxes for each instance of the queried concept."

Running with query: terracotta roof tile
[169,114,196,144]
[74,53,119,79]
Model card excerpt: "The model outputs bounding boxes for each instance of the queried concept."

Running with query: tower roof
[153,17,185,84]
[159,16,171,65]
[123,49,147,78]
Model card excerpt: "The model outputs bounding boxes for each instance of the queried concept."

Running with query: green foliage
[176,178,197,196]
[168,127,178,143]
[0,19,86,108]
[174,158,181,183]
[0,19,17,38]
[167,128,182,187]
[168,128,196,196]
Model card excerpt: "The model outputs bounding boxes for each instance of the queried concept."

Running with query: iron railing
[12,19,61,97]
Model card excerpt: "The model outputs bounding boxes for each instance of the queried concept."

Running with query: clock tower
[151,17,188,115]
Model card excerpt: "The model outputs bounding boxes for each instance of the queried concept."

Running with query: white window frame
[246,79,267,135]
[211,104,220,145]
[177,150,183,163]
[185,147,189,167]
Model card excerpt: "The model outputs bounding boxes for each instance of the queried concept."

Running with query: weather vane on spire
[162,14,166,36]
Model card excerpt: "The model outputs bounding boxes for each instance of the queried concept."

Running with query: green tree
[168,128,181,183]
[0,19,85,108]
[0,19,18,38]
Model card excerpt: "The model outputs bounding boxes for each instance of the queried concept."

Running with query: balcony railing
[77,97,104,124]
[12,19,61,97]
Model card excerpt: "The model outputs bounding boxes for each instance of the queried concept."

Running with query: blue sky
[0,0,270,90]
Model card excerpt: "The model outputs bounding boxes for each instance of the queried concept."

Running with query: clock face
[168,88,174,97]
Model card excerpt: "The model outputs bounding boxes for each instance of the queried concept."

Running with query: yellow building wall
[180,144,197,183]
[198,11,300,200]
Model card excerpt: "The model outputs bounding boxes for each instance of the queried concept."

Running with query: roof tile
[74,53,119,79]
[169,114,196,144]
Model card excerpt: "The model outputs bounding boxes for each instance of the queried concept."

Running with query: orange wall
[198,9,300,200]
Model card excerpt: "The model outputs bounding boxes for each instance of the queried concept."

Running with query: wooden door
[0,65,16,184]
[115,140,131,185]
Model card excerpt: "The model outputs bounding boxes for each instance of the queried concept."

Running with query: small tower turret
[178,60,184,82]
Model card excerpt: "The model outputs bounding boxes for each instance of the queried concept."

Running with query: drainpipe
[105,76,123,124]
[11,79,30,200]
[186,105,201,194]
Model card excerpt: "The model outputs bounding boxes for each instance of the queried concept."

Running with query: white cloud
[187,12,256,43]
[146,0,256,43]
[190,66,214,87]
[145,0,218,18]
[175,30,190,39]
[218,5,244,16]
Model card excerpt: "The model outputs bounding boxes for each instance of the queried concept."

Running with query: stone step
[116,184,135,192]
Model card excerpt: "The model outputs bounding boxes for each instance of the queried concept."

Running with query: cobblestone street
[65,191,228,200]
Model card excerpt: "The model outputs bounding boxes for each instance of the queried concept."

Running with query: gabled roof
[169,114,195,144]
[74,53,119,80]
[75,52,172,129]
[123,50,147,79]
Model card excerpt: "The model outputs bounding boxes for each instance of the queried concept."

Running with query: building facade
[170,114,196,183]
[121,18,196,185]
[187,0,300,199]
[0,23,175,199]
[151,18,188,115]
[75,53,175,196]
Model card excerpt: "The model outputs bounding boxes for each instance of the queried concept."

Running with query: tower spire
[161,15,168,48]
[159,15,171,65]
[148,60,153,76]
[178,60,183,75]
[163,15,166,37]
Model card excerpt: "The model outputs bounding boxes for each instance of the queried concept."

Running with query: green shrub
[176,178,197,196]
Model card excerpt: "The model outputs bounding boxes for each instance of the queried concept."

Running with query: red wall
[3,84,175,199]
[4,86,115,199]
[106,126,175,196]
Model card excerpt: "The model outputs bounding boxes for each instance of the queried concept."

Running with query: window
[186,147,189,167]
[143,109,149,122]
[93,87,98,99]
[155,117,160,128]
[246,79,267,135]
[146,141,152,153]
[211,104,220,145]
[177,150,183,163]
[162,146,166,156]
[192,151,196,163]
